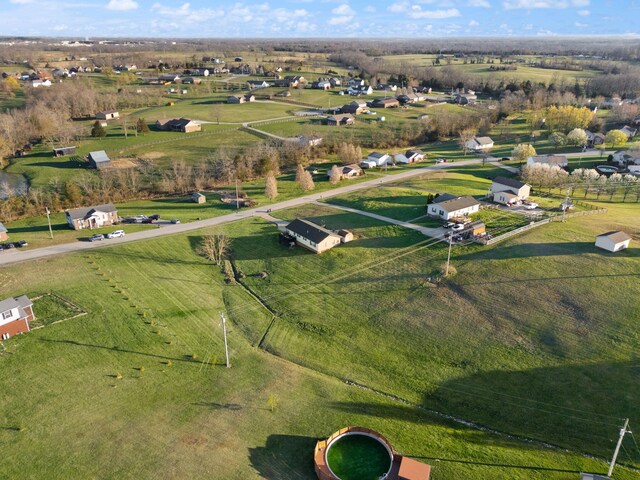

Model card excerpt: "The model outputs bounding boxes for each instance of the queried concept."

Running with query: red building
[0,295,35,340]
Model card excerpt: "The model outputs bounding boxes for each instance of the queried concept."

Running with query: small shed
[53,146,77,157]
[87,150,111,169]
[0,222,8,242]
[96,110,119,120]
[337,229,354,243]
[595,231,631,252]
[192,192,206,204]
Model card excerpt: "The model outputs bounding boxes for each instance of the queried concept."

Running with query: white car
[107,230,125,239]
[523,203,538,210]
[451,223,465,232]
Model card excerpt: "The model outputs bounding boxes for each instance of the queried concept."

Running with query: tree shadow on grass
[248,434,318,480]
[6,223,68,234]
[24,160,85,169]
[40,338,202,365]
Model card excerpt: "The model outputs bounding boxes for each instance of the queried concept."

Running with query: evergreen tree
[136,118,149,134]
[91,121,106,138]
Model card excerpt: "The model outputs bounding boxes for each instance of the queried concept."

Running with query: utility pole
[608,418,630,477]
[235,178,240,210]
[220,312,230,368]
[562,188,570,222]
[445,232,453,276]
[45,207,53,239]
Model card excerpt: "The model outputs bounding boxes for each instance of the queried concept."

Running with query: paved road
[314,201,446,238]
[0,158,485,266]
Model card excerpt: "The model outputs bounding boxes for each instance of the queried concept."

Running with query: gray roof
[66,203,117,220]
[88,150,111,164]
[406,149,425,158]
[369,151,388,159]
[597,231,631,243]
[0,222,6,234]
[474,136,494,146]
[493,176,527,189]
[286,219,340,244]
[437,195,480,212]
[432,193,459,204]
[0,295,32,316]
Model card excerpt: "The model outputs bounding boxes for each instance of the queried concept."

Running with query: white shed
[595,231,631,252]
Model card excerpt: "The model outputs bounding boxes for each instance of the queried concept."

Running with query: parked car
[149,214,161,221]
[141,218,154,224]
[133,215,148,222]
[170,219,181,224]
[121,217,136,224]
[523,202,539,210]
[443,222,456,229]
[107,230,125,239]
[16,240,28,247]
[3,242,15,249]
[435,158,447,163]
[89,234,105,242]
[451,223,465,232]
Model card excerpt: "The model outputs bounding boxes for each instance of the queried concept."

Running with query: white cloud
[50,24,68,30]
[364,5,376,12]
[388,2,408,13]
[469,19,479,26]
[524,23,533,30]
[574,21,587,27]
[467,0,491,7]
[577,9,589,15]
[409,7,460,19]
[10,0,35,4]
[152,2,224,22]
[504,0,587,8]
[331,3,354,15]
[106,0,138,10]
[328,15,353,25]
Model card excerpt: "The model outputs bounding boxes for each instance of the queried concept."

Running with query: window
[2,310,12,320]
[2,333,9,340]
[439,210,444,216]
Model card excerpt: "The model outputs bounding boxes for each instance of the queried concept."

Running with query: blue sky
[1,0,638,38]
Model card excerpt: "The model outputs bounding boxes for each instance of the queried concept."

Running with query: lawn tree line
[521,163,640,201]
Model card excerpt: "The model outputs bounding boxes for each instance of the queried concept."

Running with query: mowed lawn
[231,201,640,466]
[2,224,633,479]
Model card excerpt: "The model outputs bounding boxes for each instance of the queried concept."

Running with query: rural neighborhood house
[65,203,119,230]
[0,295,35,340]
[428,194,481,220]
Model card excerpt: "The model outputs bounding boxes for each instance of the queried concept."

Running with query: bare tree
[264,171,278,200]
[328,165,342,185]
[296,164,315,191]
[198,234,232,266]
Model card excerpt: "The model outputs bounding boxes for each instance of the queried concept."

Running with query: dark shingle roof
[493,176,526,189]
[432,193,458,204]
[66,203,117,220]
[286,219,339,244]
[88,150,110,164]
[437,195,480,212]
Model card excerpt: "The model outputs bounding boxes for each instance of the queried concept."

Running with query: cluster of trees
[521,163,640,201]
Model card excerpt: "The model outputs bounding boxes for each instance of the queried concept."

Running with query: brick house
[0,295,35,340]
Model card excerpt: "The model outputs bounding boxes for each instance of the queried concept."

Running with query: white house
[405,149,426,162]
[465,136,494,151]
[595,231,631,252]
[611,150,640,166]
[491,176,531,205]
[284,219,343,254]
[359,160,377,169]
[427,194,480,220]
[367,152,392,167]
[65,203,119,230]
[527,155,568,168]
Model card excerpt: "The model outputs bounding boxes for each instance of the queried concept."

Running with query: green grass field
[1,166,640,479]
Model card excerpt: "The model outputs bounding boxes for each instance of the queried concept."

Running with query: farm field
[1,199,639,479]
